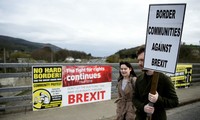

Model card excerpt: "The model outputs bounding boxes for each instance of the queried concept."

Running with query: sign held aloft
[144,4,186,73]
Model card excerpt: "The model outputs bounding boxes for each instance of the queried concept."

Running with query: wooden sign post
[150,72,159,95]
[146,72,159,120]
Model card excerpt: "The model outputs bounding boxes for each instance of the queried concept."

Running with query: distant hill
[0,35,93,63]
[0,35,61,52]
[106,44,200,63]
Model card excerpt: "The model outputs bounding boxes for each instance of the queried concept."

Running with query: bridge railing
[0,63,200,114]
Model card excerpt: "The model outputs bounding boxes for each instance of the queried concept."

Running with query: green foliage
[10,52,30,60]
[31,47,54,62]
[178,44,200,63]
[54,49,69,62]
[106,54,120,63]
[7,51,31,62]
[106,47,140,63]
[54,49,92,62]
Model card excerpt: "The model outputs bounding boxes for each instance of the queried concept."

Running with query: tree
[31,47,53,62]
[106,54,120,63]
[10,51,30,62]
[54,49,69,62]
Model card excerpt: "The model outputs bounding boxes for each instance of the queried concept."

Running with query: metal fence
[0,63,200,114]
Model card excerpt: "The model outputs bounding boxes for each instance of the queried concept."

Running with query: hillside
[0,35,61,52]
[106,44,200,63]
[0,35,93,63]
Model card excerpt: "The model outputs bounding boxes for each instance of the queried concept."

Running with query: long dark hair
[117,61,137,82]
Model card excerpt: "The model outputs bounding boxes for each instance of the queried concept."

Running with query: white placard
[144,4,186,73]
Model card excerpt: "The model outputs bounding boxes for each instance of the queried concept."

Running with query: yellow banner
[168,64,192,88]
[32,66,62,111]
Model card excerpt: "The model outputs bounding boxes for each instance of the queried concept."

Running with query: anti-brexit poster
[165,64,192,88]
[62,66,112,86]
[32,65,112,111]
[144,4,186,73]
[32,66,63,111]
[62,65,112,106]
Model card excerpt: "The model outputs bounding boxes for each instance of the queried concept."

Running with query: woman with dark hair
[115,61,137,120]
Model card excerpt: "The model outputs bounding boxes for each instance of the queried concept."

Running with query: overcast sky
[0,0,199,57]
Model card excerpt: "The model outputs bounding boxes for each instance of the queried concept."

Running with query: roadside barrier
[0,63,200,114]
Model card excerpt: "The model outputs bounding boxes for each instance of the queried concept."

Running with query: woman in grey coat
[115,61,137,120]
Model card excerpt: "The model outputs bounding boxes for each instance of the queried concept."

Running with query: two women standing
[115,61,137,120]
